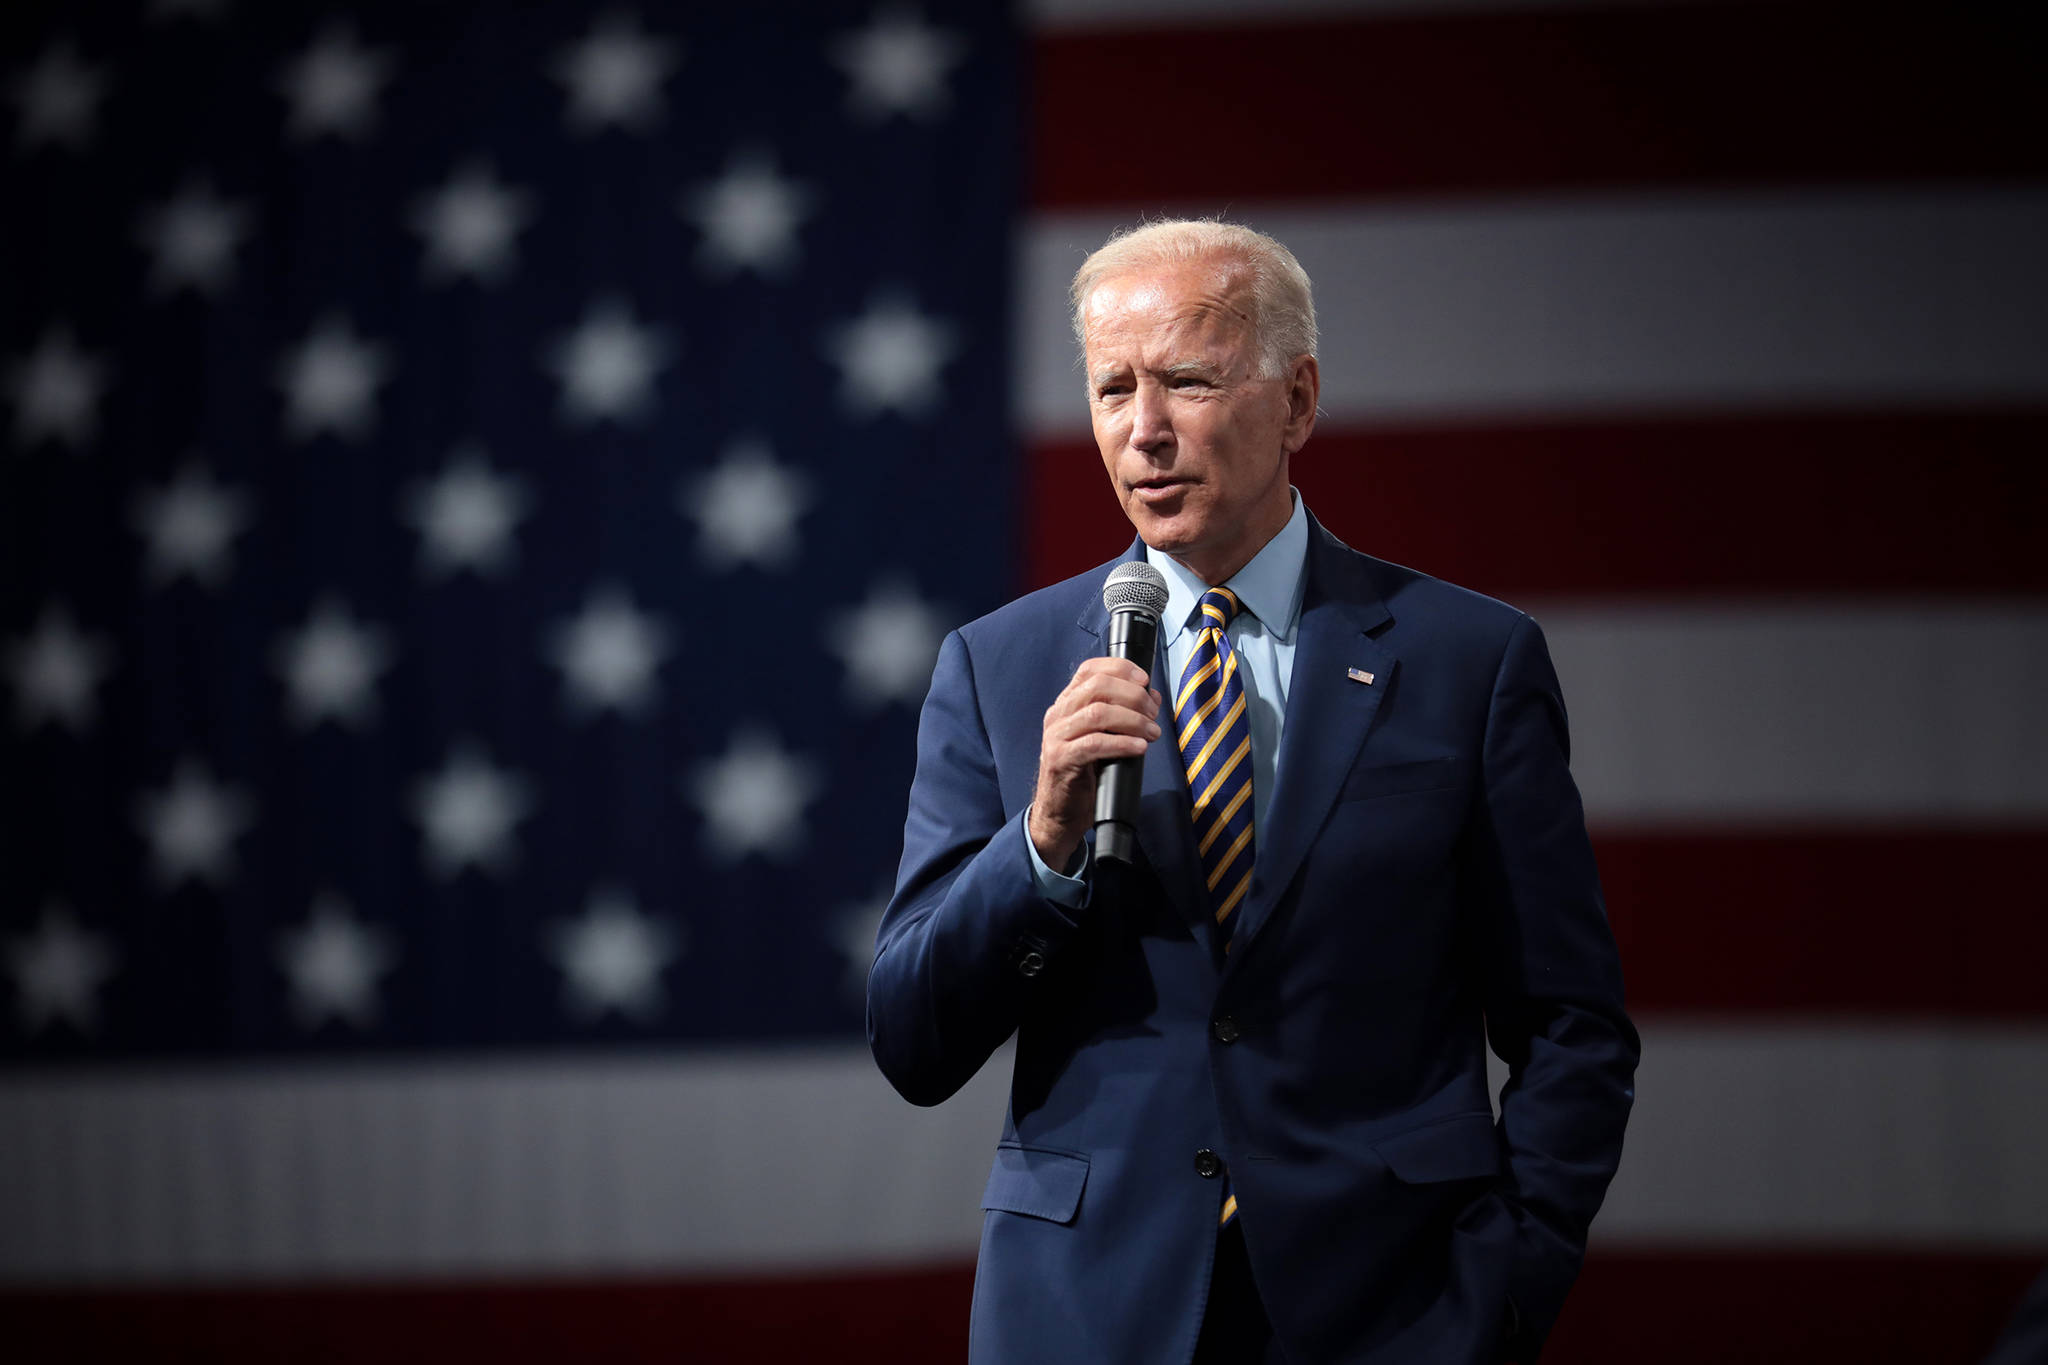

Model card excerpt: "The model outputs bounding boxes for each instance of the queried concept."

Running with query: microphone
[1094,562,1169,864]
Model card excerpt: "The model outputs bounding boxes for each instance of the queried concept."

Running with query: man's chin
[1133,527,1196,560]
[1124,504,1200,552]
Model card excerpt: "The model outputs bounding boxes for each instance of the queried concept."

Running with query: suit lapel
[1137,696,1206,939]
[1228,524,1395,956]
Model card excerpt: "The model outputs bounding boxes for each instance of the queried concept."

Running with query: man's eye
[1170,376,1211,388]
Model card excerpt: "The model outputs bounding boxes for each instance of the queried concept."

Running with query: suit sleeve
[866,629,1093,1107]
[1465,613,1640,1355]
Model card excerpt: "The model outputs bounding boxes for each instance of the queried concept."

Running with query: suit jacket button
[1194,1149,1224,1179]
[1211,1016,1240,1044]
[1016,950,1045,978]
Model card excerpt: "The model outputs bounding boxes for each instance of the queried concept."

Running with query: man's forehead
[1087,256,1251,317]
[1097,245,1253,300]
[1082,266,1255,363]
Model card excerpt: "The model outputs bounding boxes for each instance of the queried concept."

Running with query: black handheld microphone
[1093,562,1169,864]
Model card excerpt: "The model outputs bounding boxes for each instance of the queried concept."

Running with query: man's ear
[1282,354,1320,455]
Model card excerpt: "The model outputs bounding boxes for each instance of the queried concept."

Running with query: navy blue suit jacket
[870,515,1637,1364]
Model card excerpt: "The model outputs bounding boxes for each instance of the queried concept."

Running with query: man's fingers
[1072,656,1152,688]
[1052,731,1152,765]
[1054,673,1158,721]
[1044,708,1159,754]
[1064,660,1155,706]
[1064,700,1161,739]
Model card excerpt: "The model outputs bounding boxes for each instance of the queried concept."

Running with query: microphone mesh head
[1102,561,1169,617]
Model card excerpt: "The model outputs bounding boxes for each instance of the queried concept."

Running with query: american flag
[4,2,2046,1362]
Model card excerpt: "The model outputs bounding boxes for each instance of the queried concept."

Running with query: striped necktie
[1178,587,1256,943]
[1175,586,1254,1228]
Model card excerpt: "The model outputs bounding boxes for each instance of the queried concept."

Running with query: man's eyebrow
[1088,358,1218,387]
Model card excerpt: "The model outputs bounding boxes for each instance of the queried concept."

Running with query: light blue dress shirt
[1029,490,1310,905]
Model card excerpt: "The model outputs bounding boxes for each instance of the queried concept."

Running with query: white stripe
[1023,189,2048,437]
[1581,1020,2048,1245]
[0,1046,1008,1284]
[1534,603,2048,823]
[5,1024,2045,1283]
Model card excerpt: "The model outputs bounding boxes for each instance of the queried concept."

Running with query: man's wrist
[1023,804,1091,908]
[1026,806,1083,874]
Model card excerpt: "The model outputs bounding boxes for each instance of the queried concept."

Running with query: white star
[402,445,531,578]
[547,585,673,718]
[545,298,671,426]
[273,597,394,730]
[680,437,812,572]
[131,462,253,588]
[136,760,254,889]
[685,729,822,862]
[277,314,391,442]
[824,295,955,419]
[410,746,535,879]
[831,8,964,122]
[410,161,533,284]
[9,41,107,150]
[137,180,250,297]
[828,578,947,708]
[276,892,395,1030]
[6,905,115,1034]
[552,12,679,133]
[276,22,392,141]
[833,888,889,1006]
[6,604,114,733]
[7,327,109,449]
[548,887,683,1022]
[682,153,815,278]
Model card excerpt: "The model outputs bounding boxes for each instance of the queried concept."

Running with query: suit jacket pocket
[1338,755,1463,804]
[982,1144,1090,1224]
[1371,1111,1501,1184]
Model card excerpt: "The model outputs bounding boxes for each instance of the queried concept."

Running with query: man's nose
[1129,384,1172,453]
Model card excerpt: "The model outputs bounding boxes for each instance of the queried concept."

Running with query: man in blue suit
[868,221,1637,1363]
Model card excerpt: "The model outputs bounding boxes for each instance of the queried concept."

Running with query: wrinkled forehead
[1081,262,1257,357]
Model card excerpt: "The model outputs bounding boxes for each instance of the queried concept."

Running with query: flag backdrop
[3,1,2046,1362]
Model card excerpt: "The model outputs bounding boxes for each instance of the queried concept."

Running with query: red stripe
[0,1264,975,1365]
[7,1252,2041,1363]
[1551,1248,2045,1365]
[1024,412,2048,599]
[1032,5,2048,207]
[1601,829,2048,1018]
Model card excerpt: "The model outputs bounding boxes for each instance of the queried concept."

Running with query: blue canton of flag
[1,0,1020,1060]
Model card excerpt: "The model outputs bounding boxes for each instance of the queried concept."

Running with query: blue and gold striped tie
[1175,586,1254,1227]
[1178,587,1256,942]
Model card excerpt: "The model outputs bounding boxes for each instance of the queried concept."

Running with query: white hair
[1070,218,1318,379]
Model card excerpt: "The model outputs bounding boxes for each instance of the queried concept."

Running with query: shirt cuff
[1022,804,1092,908]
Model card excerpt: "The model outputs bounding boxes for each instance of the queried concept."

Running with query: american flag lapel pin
[1348,667,1375,686]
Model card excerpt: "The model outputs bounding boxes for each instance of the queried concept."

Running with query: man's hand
[1029,658,1162,873]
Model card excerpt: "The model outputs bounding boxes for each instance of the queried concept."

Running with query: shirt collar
[1150,488,1309,648]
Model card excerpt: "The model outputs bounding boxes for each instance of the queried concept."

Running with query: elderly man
[869,220,1636,1364]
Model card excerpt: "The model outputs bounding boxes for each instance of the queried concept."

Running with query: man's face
[1081,258,1317,586]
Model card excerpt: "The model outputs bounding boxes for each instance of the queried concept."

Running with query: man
[868,220,1637,1364]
